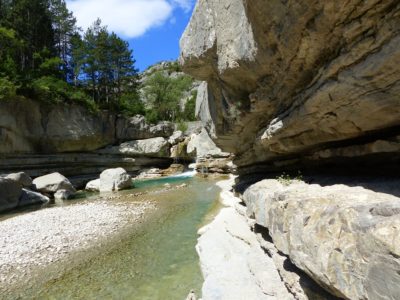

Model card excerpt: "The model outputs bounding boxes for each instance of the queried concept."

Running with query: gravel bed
[0,200,154,292]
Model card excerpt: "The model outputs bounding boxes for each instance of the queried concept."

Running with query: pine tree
[7,0,56,79]
[47,0,78,80]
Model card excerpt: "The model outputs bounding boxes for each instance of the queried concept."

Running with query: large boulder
[187,128,229,158]
[180,0,400,174]
[18,189,49,207]
[168,130,184,145]
[116,115,174,141]
[0,178,22,212]
[100,137,170,158]
[243,180,400,299]
[6,172,33,188]
[99,168,132,192]
[32,172,76,195]
[85,179,100,192]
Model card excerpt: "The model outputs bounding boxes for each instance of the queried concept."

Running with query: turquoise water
[28,176,222,299]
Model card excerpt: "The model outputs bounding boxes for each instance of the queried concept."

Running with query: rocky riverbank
[0,197,154,298]
[197,176,292,299]
[197,175,400,300]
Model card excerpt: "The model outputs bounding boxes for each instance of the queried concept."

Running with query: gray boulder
[99,168,132,192]
[6,172,33,188]
[187,128,229,158]
[85,179,100,192]
[0,178,22,212]
[32,172,76,195]
[54,189,74,200]
[19,189,49,207]
[168,130,184,145]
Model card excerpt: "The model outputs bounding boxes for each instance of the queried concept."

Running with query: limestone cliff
[181,1,400,299]
[180,0,400,176]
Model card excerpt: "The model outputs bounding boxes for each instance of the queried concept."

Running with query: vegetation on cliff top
[0,0,196,122]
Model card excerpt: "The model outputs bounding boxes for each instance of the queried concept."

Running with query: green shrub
[181,90,197,121]
[118,93,145,116]
[276,171,303,186]
[142,71,193,122]
[0,77,17,100]
[145,109,160,124]
[177,121,188,132]
[32,76,68,103]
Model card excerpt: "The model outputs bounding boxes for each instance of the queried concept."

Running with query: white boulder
[99,168,132,192]
[32,172,76,195]
[85,179,100,192]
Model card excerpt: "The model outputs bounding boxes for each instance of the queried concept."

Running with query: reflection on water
[28,176,221,300]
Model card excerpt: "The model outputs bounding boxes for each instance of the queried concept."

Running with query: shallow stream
[19,174,222,299]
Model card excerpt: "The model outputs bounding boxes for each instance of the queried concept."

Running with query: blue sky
[66,0,195,71]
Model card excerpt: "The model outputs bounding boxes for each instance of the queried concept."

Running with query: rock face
[187,128,229,159]
[197,177,293,300]
[180,0,400,174]
[243,179,400,300]
[99,168,132,192]
[32,172,76,196]
[100,137,170,158]
[116,115,175,141]
[0,178,22,212]
[0,99,115,154]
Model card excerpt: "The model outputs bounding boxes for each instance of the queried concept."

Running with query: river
[2,174,222,299]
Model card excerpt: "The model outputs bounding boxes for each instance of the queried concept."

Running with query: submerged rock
[54,189,74,200]
[99,168,132,192]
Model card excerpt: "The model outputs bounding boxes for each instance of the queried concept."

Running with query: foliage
[276,171,303,186]
[143,71,193,122]
[118,93,145,116]
[31,76,98,112]
[177,121,188,132]
[72,19,139,109]
[166,61,182,73]
[0,77,17,100]
[0,1,139,114]
[181,90,197,121]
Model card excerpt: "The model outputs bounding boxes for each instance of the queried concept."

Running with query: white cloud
[67,0,194,38]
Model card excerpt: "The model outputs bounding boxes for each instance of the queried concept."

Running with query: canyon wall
[181,0,400,177]
[181,1,400,299]
[0,99,174,180]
